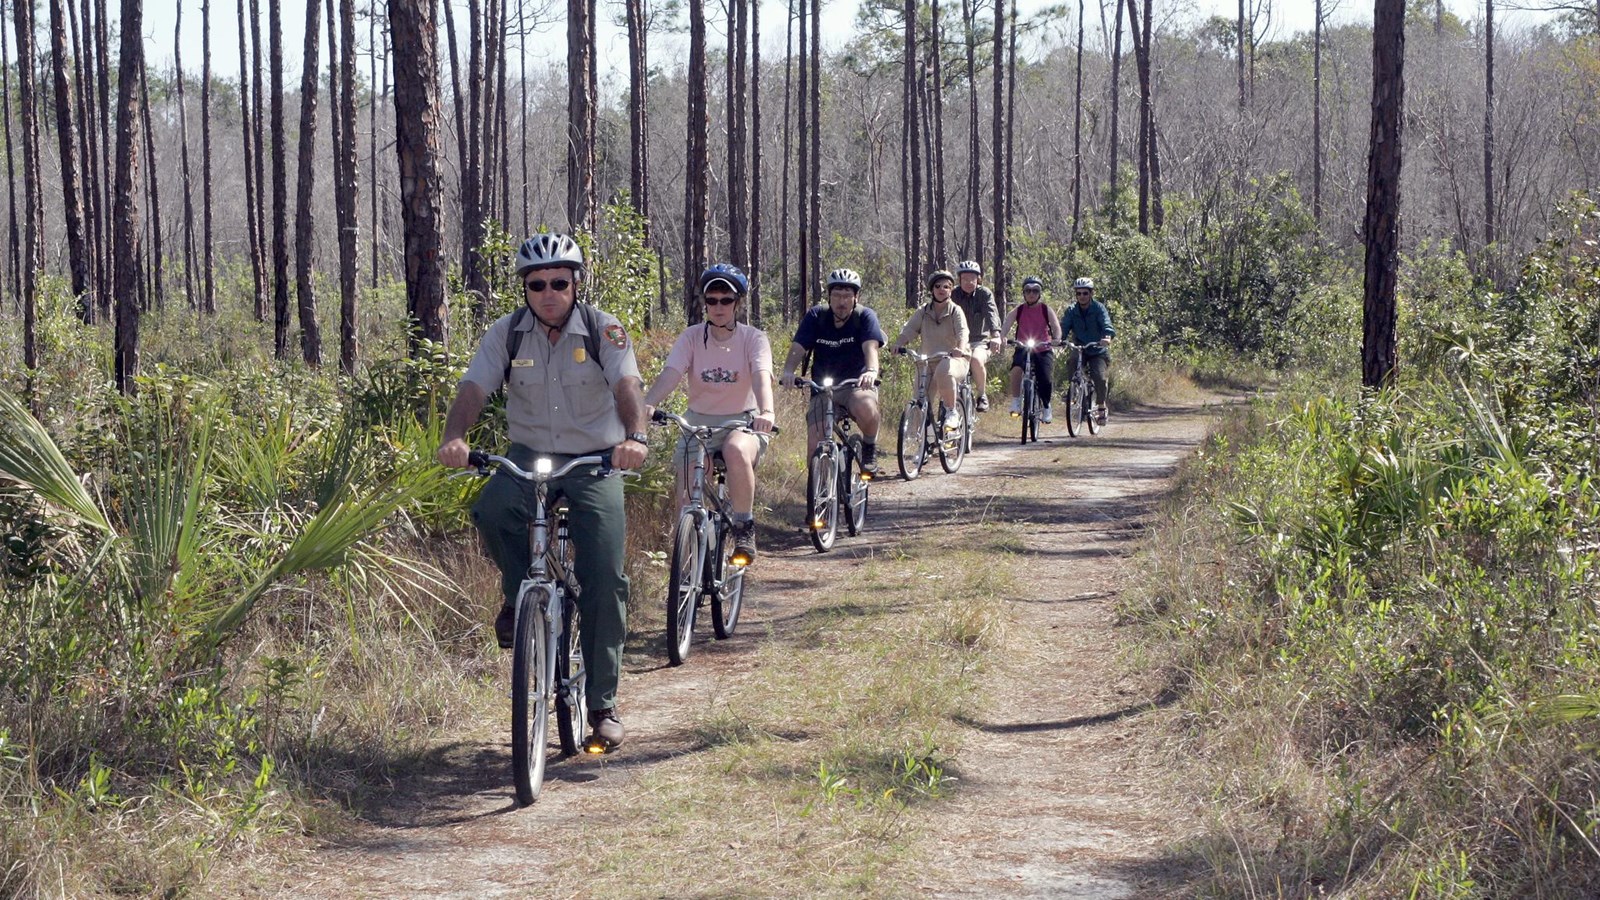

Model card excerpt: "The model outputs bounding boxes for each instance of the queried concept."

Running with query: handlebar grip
[466,450,489,468]
[651,409,670,423]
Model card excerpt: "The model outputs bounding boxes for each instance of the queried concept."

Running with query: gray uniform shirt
[461,305,642,454]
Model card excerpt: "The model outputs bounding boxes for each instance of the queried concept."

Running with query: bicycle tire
[962,385,975,454]
[1065,377,1082,437]
[807,447,839,552]
[1020,382,1034,445]
[710,520,745,639]
[938,404,968,473]
[1086,391,1102,435]
[843,441,868,536]
[510,589,551,806]
[896,402,927,480]
[554,598,586,756]
[666,512,701,666]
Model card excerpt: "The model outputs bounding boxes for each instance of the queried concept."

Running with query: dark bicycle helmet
[699,262,749,296]
[926,269,956,290]
[515,233,585,277]
[1022,276,1045,292]
[825,268,863,293]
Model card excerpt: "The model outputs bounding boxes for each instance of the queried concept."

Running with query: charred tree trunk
[295,0,323,366]
[1313,0,1323,224]
[683,0,708,322]
[780,0,793,321]
[139,69,164,310]
[1362,0,1404,389]
[2,12,17,316]
[175,1,198,309]
[903,0,921,310]
[200,0,213,313]
[808,0,820,298]
[236,0,265,321]
[991,0,1006,311]
[336,0,359,372]
[567,0,595,233]
[458,0,486,318]
[963,0,980,260]
[70,0,102,315]
[930,0,948,265]
[749,0,762,326]
[1108,0,1124,214]
[270,0,289,356]
[626,0,647,221]
[113,0,144,393]
[728,0,749,280]
[388,0,448,349]
[796,0,809,313]
[48,0,89,311]
[1483,0,1495,256]
[14,0,44,357]
[1072,0,1084,239]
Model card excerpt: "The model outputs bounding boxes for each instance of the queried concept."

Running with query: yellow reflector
[811,518,825,529]
[730,553,751,567]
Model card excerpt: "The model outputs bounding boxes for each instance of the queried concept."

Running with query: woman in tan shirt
[892,270,972,430]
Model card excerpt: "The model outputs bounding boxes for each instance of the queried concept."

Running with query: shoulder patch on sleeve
[603,323,628,349]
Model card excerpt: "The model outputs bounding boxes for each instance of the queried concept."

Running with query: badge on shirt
[603,323,628,349]
[511,358,535,368]
[573,346,588,364]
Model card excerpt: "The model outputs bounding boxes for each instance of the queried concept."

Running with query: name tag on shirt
[511,358,535,368]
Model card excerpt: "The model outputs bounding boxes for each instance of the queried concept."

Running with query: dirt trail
[256,393,1225,899]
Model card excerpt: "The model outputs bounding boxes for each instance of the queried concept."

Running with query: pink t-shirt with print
[663,322,774,416]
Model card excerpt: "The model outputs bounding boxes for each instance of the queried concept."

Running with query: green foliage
[584,201,661,339]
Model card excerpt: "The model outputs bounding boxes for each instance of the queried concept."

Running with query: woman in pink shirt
[643,264,775,561]
[1001,276,1064,422]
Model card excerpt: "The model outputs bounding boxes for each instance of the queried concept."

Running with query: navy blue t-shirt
[792,305,888,383]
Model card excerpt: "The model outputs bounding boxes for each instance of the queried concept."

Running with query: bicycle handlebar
[1006,339,1056,350]
[464,450,627,480]
[794,376,863,393]
[650,409,780,436]
[892,348,960,363]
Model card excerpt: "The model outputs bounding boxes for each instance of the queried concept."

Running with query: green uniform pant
[472,444,629,712]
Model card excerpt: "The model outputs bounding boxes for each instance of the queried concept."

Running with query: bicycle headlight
[535,458,554,476]
[821,377,834,388]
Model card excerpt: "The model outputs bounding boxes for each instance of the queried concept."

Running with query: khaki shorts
[806,386,878,428]
[967,342,993,366]
[933,356,971,383]
[671,410,771,472]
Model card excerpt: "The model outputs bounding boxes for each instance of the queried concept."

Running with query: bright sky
[133,0,1554,86]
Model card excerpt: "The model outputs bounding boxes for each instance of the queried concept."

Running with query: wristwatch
[627,431,649,445]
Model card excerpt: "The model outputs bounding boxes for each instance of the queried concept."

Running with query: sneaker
[975,394,990,412]
[859,444,880,477]
[731,519,757,565]
[1008,397,1022,416]
[493,602,515,649]
[1041,406,1054,424]
[944,409,963,434]
[1094,405,1108,426]
[587,708,625,750]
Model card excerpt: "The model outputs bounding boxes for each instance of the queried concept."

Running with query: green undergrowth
[551,536,1018,898]
[1127,196,1600,896]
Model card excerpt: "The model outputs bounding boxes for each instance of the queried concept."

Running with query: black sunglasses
[525,278,572,293]
[704,295,738,306]
[1024,288,1042,294]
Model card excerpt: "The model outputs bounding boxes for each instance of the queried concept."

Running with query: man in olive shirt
[952,260,1001,411]
[436,233,648,751]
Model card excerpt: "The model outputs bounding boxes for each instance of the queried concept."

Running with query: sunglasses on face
[704,295,738,307]
[1074,290,1091,296]
[525,278,572,293]
[1024,289,1042,296]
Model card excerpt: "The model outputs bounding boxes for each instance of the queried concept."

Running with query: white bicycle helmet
[1073,277,1094,290]
[825,268,863,293]
[956,260,982,276]
[515,233,586,277]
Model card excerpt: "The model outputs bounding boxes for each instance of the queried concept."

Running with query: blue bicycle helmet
[699,262,749,296]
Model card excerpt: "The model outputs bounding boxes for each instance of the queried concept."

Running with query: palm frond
[0,387,111,532]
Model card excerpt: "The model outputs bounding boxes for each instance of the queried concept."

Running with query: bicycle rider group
[435,231,1115,802]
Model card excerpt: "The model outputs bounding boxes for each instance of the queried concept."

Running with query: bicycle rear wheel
[510,589,551,806]
[938,405,968,473]
[1065,377,1083,437]
[1020,382,1034,445]
[807,448,839,552]
[1086,391,1102,435]
[896,402,927,480]
[554,598,586,756]
[710,521,745,639]
[666,512,701,666]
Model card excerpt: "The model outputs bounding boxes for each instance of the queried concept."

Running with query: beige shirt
[895,301,971,357]
[461,305,642,454]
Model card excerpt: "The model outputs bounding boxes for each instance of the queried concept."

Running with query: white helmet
[956,260,982,276]
[1073,277,1094,290]
[515,233,585,277]
[825,268,862,293]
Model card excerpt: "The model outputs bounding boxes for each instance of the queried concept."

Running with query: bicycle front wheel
[896,402,927,480]
[1065,378,1083,437]
[1020,382,1035,445]
[807,447,839,552]
[939,406,968,473]
[510,590,551,806]
[711,521,745,639]
[666,513,702,666]
[554,598,586,756]
[843,442,869,536]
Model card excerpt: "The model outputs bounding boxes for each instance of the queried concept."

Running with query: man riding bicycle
[1002,276,1063,423]
[643,263,776,562]
[779,268,887,475]
[1061,276,1115,425]
[436,233,647,751]
[892,270,970,433]
[952,260,1002,412]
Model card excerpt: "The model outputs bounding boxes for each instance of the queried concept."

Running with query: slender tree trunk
[1108,0,1124,214]
[295,0,322,366]
[729,0,749,280]
[1237,0,1246,110]
[796,0,808,313]
[567,0,595,232]
[991,0,1006,311]
[460,0,486,317]
[963,0,979,259]
[626,0,647,221]
[369,1,380,287]
[48,0,89,312]
[139,69,164,310]
[808,0,820,297]
[113,0,144,393]
[1072,0,1084,239]
[249,0,268,316]
[200,0,213,313]
[1005,3,1018,244]
[920,45,936,272]
[337,0,359,372]
[270,0,289,356]
[1483,0,1495,256]
[684,0,708,322]
[1313,0,1323,224]
[930,0,948,265]
[14,0,43,356]
[1362,0,1405,389]
[497,0,510,226]
[780,0,793,321]
[519,0,528,234]
[175,1,198,309]
[904,0,921,310]
[96,0,112,316]
[388,0,448,349]
[71,0,102,315]
[749,0,762,326]
[1146,0,1162,230]
[1128,0,1149,233]
[235,0,264,320]
[2,11,17,317]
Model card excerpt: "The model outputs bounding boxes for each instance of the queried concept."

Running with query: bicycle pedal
[583,736,617,755]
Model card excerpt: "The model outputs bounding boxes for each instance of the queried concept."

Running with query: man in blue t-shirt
[780,268,887,472]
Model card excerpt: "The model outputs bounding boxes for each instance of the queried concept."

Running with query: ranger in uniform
[436,232,647,751]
